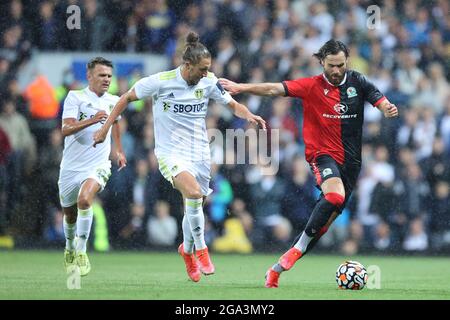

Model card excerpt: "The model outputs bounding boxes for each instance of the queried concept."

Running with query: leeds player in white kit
[94,32,265,282]
[60,57,127,276]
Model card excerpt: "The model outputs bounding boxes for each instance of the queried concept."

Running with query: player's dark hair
[182,31,211,65]
[313,39,349,61]
[87,57,113,70]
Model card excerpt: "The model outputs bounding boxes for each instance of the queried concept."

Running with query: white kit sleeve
[208,74,232,105]
[62,91,79,119]
[132,74,160,100]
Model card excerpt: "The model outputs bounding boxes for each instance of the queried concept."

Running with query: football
[336,260,368,290]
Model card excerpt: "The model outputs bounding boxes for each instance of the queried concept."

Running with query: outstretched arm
[227,99,266,130]
[219,78,285,97]
[93,89,138,147]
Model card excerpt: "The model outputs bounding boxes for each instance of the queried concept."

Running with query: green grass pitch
[1,250,449,300]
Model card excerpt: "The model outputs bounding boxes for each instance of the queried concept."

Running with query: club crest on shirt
[347,87,358,98]
[194,89,204,99]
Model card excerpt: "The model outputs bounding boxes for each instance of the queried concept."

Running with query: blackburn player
[93,32,265,282]
[219,39,398,288]
[59,57,127,276]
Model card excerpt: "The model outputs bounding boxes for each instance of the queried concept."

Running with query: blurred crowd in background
[0,0,449,255]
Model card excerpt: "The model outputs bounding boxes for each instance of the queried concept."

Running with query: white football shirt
[133,66,232,162]
[60,87,120,172]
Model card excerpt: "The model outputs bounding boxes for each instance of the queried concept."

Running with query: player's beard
[191,76,202,86]
[325,70,345,86]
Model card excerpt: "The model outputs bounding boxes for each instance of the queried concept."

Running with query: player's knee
[64,212,77,224]
[77,194,92,210]
[184,188,203,200]
[324,192,345,208]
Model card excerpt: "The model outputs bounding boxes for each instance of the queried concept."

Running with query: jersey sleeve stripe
[159,70,177,80]
[282,81,289,97]
[373,96,387,107]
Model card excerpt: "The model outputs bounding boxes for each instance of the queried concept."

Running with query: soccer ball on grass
[336,260,368,290]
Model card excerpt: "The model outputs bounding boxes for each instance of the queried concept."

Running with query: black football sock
[290,196,338,255]
[304,196,336,237]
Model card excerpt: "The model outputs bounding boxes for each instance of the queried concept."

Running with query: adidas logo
[168,92,175,98]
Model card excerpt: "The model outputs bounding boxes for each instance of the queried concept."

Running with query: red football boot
[265,268,280,288]
[196,247,215,275]
[178,244,201,282]
[278,247,302,271]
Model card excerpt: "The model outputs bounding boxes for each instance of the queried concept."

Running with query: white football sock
[76,207,93,253]
[63,216,77,251]
[294,231,313,252]
[182,213,195,254]
[185,198,206,250]
[272,263,284,273]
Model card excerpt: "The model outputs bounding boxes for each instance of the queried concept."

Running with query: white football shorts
[157,156,213,197]
[58,161,111,208]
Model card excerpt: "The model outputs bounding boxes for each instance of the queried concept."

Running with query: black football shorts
[309,154,361,209]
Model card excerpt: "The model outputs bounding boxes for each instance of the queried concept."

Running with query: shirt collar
[85,86,106,98]
[322,72,347,87]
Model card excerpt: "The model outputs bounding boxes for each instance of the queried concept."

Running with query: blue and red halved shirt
[282,70,386,166]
